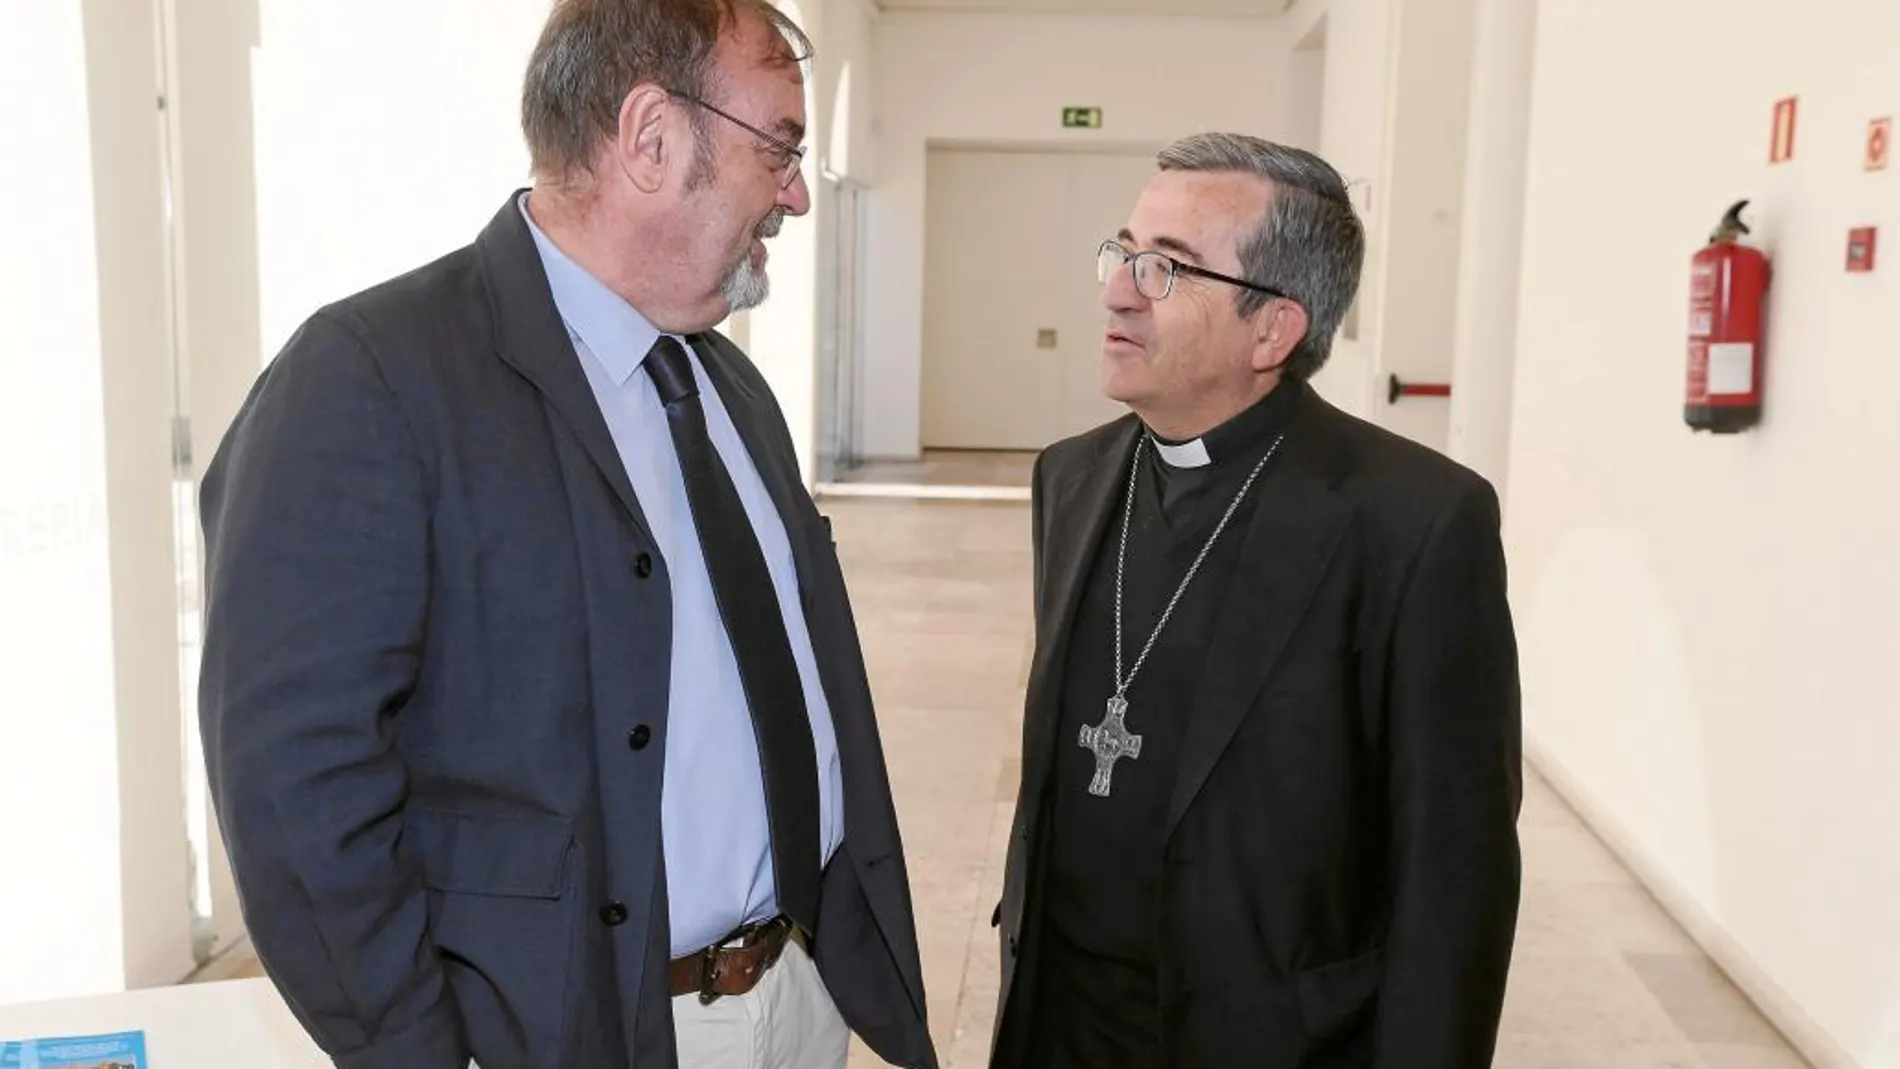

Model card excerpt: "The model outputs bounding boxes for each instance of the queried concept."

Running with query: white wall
[1366,0,1475,454]
[0,0,195,1003]
[1278,0,1394,422]
[747,0,878,486]
[1277,0,1476,451]
[1285,23,1327,156]
[831,0,877,187]
[1445,0,1537,496]
[250,0,545,360]
[864,11,1285,460]
[812,0,878,478]
[1508,0,1900,1065]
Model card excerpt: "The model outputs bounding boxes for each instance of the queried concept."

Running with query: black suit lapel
[1165,391,1354,838]
[690,338,933,1030]
[475,193,658,548]
[690,331,821,604]
[1022,418,1141,798]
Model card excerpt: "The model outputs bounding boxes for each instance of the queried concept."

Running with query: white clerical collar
[1149,435,1212,469]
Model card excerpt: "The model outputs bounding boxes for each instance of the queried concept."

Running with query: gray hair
[521,0,813,184]
[1156,133,1365,380]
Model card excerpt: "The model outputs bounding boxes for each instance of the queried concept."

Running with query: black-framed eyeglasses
[670,91,806,189]
[1097,239,1291,304]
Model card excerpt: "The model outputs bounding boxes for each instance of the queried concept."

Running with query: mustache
[755,210,787,239]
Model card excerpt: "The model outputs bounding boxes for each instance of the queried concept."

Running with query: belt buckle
[696,942,724,1005]
[695,917,789,1005]
[696,918,763,1005]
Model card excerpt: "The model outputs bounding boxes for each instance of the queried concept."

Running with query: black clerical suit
[991,380,1522,1069]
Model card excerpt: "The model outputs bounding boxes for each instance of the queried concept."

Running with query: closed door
[923,149,1156,451]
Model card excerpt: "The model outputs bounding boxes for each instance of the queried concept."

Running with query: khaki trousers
[672,938,851,1069]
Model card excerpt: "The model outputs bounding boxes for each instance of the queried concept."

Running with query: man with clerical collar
[988,133,1523,1069]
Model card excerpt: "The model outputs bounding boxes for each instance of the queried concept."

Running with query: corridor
[5,0,1893,1063]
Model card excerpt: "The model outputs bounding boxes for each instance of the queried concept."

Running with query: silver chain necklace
[1077,431,1285,797]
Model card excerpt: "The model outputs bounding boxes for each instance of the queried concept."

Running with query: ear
[1252,298,1310,374]
[614,84,674,195]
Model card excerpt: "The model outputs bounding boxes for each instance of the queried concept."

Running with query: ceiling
[878,0,1294,16]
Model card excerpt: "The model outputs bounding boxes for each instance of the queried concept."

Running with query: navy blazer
[198,195,936,1069]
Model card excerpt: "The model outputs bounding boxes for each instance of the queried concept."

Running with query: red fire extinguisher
[1685,200,1771,433]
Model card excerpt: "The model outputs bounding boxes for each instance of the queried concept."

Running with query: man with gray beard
[195,3,935,1068]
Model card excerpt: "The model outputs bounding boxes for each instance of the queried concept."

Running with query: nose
[1102,255,1147,314]
[781,167,812,217]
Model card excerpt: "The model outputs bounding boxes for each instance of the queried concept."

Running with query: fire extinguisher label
[1707,342,1755,395]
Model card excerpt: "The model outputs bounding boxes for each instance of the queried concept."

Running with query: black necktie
[645,336,821,935]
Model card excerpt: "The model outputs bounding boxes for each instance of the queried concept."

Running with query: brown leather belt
[669,915,799,1003]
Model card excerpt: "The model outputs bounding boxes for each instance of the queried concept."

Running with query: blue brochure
[0,1030,147,1069]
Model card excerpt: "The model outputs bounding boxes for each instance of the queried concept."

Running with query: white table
[0,978,328,1068]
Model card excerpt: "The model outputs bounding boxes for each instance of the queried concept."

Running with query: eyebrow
[1118,228,1204,264]
[775,118,806,144]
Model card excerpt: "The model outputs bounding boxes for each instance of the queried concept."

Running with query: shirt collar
[518,192,665,386]
[1147,378,1303,470]
[1151,437,1212,468]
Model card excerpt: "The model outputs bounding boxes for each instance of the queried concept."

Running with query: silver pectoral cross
[1078,694,1143,797]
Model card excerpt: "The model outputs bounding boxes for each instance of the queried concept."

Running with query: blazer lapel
[689,331,821,604]
[690,334,932,1026]
[474,193,657,548]
[1022,418,1141,797]
[1165,391,1354,838]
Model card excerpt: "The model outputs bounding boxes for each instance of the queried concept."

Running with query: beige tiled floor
[203,497,1812,1069]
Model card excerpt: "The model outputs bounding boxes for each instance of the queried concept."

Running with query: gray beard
[719,249,770,311]
[718,210,786,312]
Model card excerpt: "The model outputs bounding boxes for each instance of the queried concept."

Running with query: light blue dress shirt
[519,197,844,957]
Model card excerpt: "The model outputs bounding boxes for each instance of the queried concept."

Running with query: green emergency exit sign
[1062,106,1103,129]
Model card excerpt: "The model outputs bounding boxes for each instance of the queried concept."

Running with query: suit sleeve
[1374,480,1523,1068]
[1029,449,1049,606]
[198,312,466,1069]
[994,447,1052,937]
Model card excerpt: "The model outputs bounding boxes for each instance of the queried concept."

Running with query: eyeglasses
[1097,239,1291,304]
[670,91,806,189]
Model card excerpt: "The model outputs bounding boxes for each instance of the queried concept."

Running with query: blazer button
[627,724,652,751]
[600,902,629,927]
[633,553,654,579]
